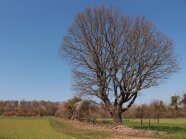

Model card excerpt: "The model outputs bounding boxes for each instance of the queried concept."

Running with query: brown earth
[68,120,170,139]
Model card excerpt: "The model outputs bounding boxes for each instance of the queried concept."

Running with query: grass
[0,116,110,139]
[97,118,186,139]
[49,117,110,139]
[1,116,185,139]
[124,118,186,139]
[0,116,72,139]
[50,118,110,139]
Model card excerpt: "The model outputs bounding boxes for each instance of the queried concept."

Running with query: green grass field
[97,118,186,139]
[123,118,186,139]
[0,116,110,139]
[0,116,72,139]
[0,116,186,139]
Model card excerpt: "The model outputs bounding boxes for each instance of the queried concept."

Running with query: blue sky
[0,0,185,104]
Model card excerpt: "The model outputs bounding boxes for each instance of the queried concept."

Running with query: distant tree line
[0,100,58,116]
[55,94,186,122]
[0,93,185,121]
[122,93,186,125]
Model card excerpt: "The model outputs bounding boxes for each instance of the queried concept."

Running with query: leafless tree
[150,100,165,124]
[181,93,186,108]
[136,104,148,125]
[61,7,178,123]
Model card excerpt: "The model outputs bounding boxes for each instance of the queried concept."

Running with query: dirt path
[67,120,168,139]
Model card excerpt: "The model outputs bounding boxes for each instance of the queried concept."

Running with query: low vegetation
[0,116,113,139]
[0,116,186,139]
[49,118,110,139]
[0,116,71,139]
[0,116,165,139]
[97,118,186,139]
[0,93,185,120]
[0,94,185,138]
[125,118,186,139]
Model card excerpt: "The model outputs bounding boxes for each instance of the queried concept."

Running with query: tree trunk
[113,111,122,124]
[149,112,151,126]
[141,116,143,125]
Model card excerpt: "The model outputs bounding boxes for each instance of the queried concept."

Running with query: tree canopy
[61,7,178,123]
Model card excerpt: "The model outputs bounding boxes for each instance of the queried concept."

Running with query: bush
[55,97,81,119]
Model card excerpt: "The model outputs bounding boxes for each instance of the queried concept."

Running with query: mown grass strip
[49,117,111,139]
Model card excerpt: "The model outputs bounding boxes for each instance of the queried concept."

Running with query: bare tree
[136,104,148,125]
[171,95,182,118]
[150,100,165,124]
[61,7,178,123]
[147,105,151,126]
[181,93,186,108]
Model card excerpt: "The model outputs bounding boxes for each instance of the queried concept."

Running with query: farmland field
[0,116,186,139]
[0,116,110,139]
[124,118,186,139]
[0,116,72,139]
[97,118,186,139]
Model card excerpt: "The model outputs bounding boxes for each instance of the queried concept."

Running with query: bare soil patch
[68,120,169,139]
